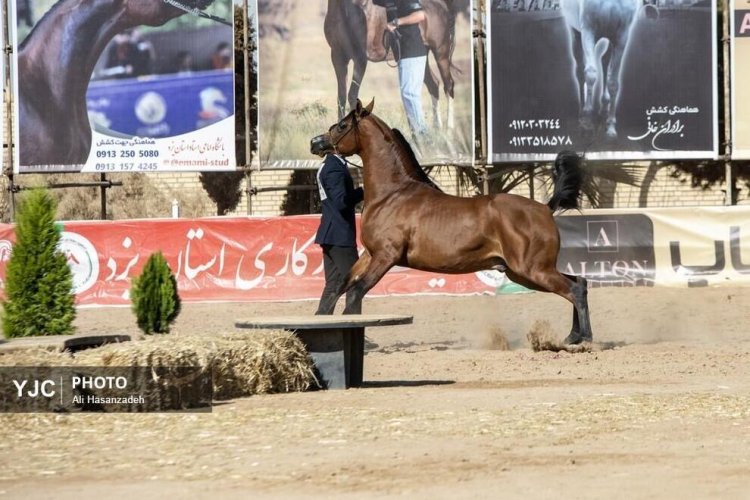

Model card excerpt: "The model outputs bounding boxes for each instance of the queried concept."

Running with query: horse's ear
[355,99,363,114]
[363,98,375,116]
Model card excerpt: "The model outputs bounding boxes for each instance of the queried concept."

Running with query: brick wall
[144,163,749,217]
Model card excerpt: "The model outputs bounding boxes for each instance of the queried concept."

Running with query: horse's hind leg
[562,275,592,344]
[506,269,593,344]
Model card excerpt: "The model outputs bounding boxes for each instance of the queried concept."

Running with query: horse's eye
[337,122,346,131]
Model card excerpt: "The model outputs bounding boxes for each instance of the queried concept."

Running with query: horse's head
[123,0,218,27]
[310,99,374,157]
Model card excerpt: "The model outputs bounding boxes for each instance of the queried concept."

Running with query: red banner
[0,216,497,307]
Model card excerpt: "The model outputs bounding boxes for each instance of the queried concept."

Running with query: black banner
[556,213,655,286]
[488,2,717,161]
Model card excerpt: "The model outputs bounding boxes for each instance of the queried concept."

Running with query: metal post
[99,173,107,219]
[723,0,735,205]
[246,170,253,215]
[475,0,490,195]
[528,165,535,201]
[8,174,15,222]
[243,0,252,168]
[5,0,16,221]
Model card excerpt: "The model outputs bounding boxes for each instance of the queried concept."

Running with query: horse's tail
[547,150,584,212]
[444,0,460,75]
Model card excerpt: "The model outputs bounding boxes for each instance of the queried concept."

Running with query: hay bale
[0,331,316,412]
[0,347,75,366]
[76,330,316,404]
[74,339,214,412]
[0,348,77,412]
[211,331,317,399]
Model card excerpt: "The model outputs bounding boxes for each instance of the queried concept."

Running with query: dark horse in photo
[324,0,459,129]
[310,100,593,345]
[17,0,219,167]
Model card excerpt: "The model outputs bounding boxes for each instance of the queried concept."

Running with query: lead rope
[162,0,233,26]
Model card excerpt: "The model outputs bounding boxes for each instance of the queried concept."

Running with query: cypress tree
[3,189,76,338]
[130,252,181,334]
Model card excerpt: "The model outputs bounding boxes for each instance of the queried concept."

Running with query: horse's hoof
[579,117,595,131]
[563,331,592,345]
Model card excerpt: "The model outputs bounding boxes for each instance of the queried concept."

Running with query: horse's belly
[405,234,500,274]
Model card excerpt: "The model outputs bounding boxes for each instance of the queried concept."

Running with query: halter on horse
[17,0,227,167]
[310,100,593,345]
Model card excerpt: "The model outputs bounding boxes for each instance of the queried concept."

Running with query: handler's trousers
[315,244,361,315]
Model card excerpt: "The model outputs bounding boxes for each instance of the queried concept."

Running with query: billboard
[258,0,474,168]
[732,0,750,158]
[487,0,718,162]
[11,0,236,173]
[0,207,746,306]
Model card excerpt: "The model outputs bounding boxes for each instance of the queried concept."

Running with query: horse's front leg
[348,57,368,115]
[343,253,393,315]
[433,47,455,130]
[579,29,599,131]
[569,28,585,111]
[423,58,441,130]
[331,49,349,120]
[603,37,629,139]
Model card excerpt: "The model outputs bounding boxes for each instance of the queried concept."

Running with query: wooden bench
[234,314,413,389]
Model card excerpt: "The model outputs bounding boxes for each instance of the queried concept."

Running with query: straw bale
[75,330,317,406]
[0,330,316,412]
[0,347,75,366]
[210,331,318,399]
[0,348,77,412]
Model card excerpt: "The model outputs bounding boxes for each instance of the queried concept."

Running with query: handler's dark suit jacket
[315,154,364,248]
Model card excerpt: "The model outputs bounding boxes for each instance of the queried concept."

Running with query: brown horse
[17,0,220,167]
[324,0,458,129]
[310,100,593,345]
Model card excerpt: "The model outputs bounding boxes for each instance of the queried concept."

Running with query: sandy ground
[1,286,750,499]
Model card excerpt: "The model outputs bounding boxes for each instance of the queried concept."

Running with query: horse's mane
[389,128,443,192]
[19,0,65,50]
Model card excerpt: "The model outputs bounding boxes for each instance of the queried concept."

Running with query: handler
[314,152,364,315]
[384,0,429,141]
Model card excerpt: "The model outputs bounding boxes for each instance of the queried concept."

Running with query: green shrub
[3,189,76,338]
[131,252,181,334]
